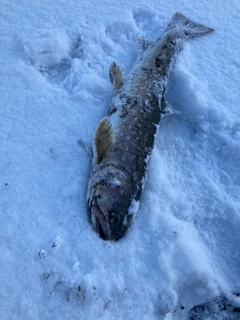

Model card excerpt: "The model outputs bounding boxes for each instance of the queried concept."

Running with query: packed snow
[1,1,240,319]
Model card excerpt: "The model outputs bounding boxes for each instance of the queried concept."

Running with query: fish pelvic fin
[109,61,124,91]
[93,117,113,164]
[166,12,214,37]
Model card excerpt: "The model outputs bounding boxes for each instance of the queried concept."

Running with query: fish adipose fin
[137,38,153,52]
[166,12,214,37]
[109,61,124,91]
[93,117,113,163]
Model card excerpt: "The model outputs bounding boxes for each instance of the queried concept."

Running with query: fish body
[87,13,214,241]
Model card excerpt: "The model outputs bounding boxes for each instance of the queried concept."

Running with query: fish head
[87,165,134,241]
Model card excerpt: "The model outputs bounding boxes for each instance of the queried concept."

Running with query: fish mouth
[95,218,109,240]
[90,201,110,241]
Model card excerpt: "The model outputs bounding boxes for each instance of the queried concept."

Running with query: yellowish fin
[109,61,124,91]
[93,117,113,163]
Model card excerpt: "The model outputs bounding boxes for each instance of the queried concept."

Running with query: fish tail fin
[166,12,214,37]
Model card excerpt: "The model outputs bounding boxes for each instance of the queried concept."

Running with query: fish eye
[109,212,116,222]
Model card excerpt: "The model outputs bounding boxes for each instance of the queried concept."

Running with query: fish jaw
[90,204,110,240]
[89,198,131,241]
[87,164,134,241]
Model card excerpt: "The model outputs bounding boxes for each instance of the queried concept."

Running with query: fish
[86,13,214,241]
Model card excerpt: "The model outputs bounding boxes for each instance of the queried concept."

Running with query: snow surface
[1,1,240,319]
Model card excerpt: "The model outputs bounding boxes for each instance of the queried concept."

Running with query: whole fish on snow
[87,13,214,241]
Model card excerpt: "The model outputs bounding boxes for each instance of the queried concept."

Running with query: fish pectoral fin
[109,61,124,91]
[137,38,153,52]
[93,117,113,163]
[77,140,93,158]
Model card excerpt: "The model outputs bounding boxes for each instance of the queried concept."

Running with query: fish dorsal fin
[109,61,124,91]
[93,117,113,164]
[137,38,153,52]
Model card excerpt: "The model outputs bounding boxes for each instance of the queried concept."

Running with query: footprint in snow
[132,8,164,39]
[22,28,82,89]
[105,21,137,44]
[133,8,156,29]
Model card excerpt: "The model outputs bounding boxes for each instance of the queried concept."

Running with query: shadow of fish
[87,13,214,241]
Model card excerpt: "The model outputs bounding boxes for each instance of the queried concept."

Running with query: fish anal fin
[93,117,113,164]
[109,61,124,91]
[160,96,181,118]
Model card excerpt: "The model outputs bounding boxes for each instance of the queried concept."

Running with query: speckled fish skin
[87,13,214,241]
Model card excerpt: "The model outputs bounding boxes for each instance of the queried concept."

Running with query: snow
[1,1,240,319]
